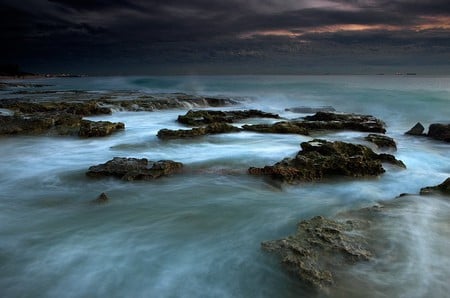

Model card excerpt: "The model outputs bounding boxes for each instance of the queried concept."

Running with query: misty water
[0,75,449,297]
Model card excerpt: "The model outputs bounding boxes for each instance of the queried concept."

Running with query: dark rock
[365,134,397,150]
[249,139,405,183]
[301,112,386,133]
[157,123,241,139]
[0,114,54,135]
[427,123,450,142]
[285,106,336,113]
[86,157,183,181]
[242,122,309,135]
[262,216,372,290]
[78,120,125,137]
[420,177,450,195]
[177,109,280,126]
[405,122,425,136]
[93,192,109,204]
[0,100,112,116]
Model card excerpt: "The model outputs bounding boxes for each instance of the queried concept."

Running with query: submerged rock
[365,134,397,150]
[427,123,450,142]
[405,122,425,136]
[157,123,241,139]
[93,192,109,204]
[262,216,372,290]
[79,120,125,137]
[249,139,405,183]
[420,177,450,195]
[86,157,183,181]
[177,109,280,126]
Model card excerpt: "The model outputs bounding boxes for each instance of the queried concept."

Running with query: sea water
[0,75,449,297]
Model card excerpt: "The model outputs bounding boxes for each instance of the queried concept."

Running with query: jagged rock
[420,177,450,195]
[285,106,336,113]
[93,192,109,204]
[365,134,397,149]
[177,109,280,126]
[262,216,372,290]
[157,123,241,139]
[242,122,309,135]
[405,122,425,136]
[427,123,450,142]
[249,139,405,183]
[86,157,183,181]
[78,120,125,137]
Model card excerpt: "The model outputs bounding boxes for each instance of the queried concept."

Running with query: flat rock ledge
[0,114,124,137]
[420,177,450,195]
[242,112,386,135]
[249,139,405,183]
[157,123,241,139]
[262,216,372,290]
[86,157,183,181]
[177,109,280,126]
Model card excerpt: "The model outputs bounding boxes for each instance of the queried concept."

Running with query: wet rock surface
[93,192,110,204]
[365,134,397,149]
[79,120,125,137]
[86,157,183,181]
[301,112,386,133]
[157,123,241,139]
[427,123,450,142]
[242,121,309,135]
[177,109,280,126]
[285,106,336,113]
[405,122,425,136]
[262,216,372,290]
[249,139,405,183]
[420,177,450,195]
[242,112,386,135]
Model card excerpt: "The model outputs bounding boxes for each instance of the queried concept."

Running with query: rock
[249,139,405,183]
[405,122,425,136]
[365,134,397,150]
[427,123,450,142]
[420,177,450,195]
[0,114,54,135]
[262,216,372,290]
[78,120,125,137]
[177,109,280,126]
[0,100,112,116]
[86,157,183,181]
[301,112,386,133]
[93,192,109,204]
[157,123,241,139]
[285,106,336,113]
[242,122,309,135]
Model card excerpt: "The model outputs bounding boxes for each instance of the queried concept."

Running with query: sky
[1,0,450,74]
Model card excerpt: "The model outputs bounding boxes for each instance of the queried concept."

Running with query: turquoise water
[0,75,449,297]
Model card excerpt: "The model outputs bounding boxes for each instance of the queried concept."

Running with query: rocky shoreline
[1,86,449,294]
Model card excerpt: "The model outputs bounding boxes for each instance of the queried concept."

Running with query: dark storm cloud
[1,0,449,74]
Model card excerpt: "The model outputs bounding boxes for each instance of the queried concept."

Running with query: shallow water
[0,75,449,297]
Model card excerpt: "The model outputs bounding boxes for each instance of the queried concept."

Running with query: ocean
[0,75,449,297]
